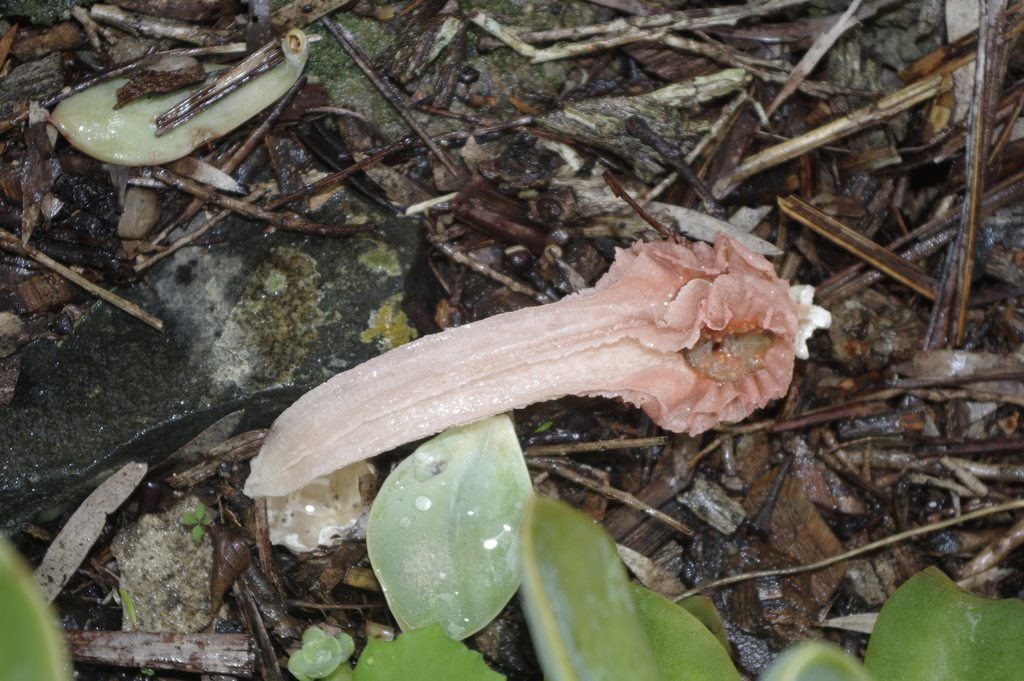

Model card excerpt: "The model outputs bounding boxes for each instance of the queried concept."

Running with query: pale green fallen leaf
[367,415,533,640]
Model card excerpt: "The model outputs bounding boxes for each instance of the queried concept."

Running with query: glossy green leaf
[760,643,874,681]
[367,415,533,640]
[631,585,740,681]
[519,496,665,681]
[0,536,71,681]
[676,595,731,655]
[352,623,504,681]
[864,566,1024,681]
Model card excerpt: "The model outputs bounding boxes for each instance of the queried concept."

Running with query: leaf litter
[2,0,1024,678]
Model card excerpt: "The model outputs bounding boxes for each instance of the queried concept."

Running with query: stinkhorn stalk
[244,235,830,498]
[49,30,309,166]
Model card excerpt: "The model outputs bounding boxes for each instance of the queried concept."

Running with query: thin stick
[765,0,862,116]
[625,116,725,217]
[525,436,669,456]
[818,167,1024,301]
[428,234,550,304]
[268,116,532,209]
[987,81,1024,165]
[674,498,1024,600]
[0,230,164,331]
[603,171,675,238]
[470,0,810,63]
[288,601,385,610]
[137,187,269,271]
[529,458,695,537]
[717,75,946,193]
[320,15,458,176]
[152,168,374,236]
[779,195,938,298]
[149,75,306,245]
[952,0,1006,345]
[155,39,283,135]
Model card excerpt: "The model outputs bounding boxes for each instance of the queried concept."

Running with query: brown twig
[427,233,551,304]
[529,457,695,537]
[266,116,533,210]
[778,195,938,298]
[818,167,1024,301]
[0,229,164,331]
[525,436,670,457]
[602,171,675,239]
[155,38,284,135]
[149,76,306,245]
[138,187,268,271]
[674,498,1024,600]
[717,75,947,194]
[624,116,725,218]
[951,0,1007,346]
[152,168,374,236]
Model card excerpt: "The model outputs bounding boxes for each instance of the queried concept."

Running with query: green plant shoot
[181,503,212,541]
[288,628,355,681]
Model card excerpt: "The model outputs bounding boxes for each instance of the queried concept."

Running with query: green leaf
[200,516,212,526]
[864,566,1024,681]
[533,421,553,433]
[191,525,205,542]
[676,595,731,655]
[181,512,197,525]
[0,536,71,681]
[760,642,874,681]
[352,623,504,681]
[519,496,665,681]
[367,415,533,640]
[194,503,206,521]
[140,668,155,676]
[631,585,740,681]
[119,589,137,627]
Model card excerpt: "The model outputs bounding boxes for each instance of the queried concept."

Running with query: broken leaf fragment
[49,30,309,166]
[366,415,532,640]
[520,496,665,681]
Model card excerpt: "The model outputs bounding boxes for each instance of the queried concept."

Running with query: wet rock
[0,205,434,537]
[111,495,214,632]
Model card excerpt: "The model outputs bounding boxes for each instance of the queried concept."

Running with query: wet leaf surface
[367,415,533,640]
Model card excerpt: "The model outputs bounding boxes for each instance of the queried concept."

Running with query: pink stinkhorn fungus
[244,235,829,498]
